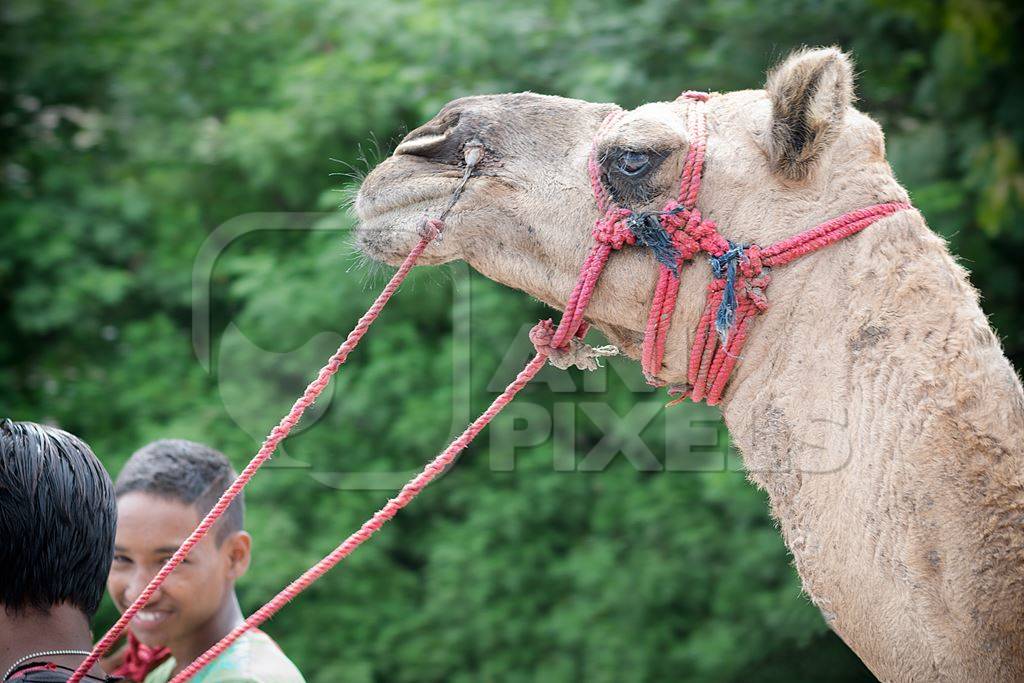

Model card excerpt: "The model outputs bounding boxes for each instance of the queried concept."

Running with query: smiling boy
[108,440,304,683]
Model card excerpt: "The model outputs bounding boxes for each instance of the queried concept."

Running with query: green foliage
[2,0,1020,680]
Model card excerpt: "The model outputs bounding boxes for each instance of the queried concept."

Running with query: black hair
[114,439,243,544]
[0,419,117,618]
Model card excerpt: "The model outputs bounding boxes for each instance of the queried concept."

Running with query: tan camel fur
[354,47,1024,682]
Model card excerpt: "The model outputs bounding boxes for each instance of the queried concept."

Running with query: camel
[354,47,1024,682]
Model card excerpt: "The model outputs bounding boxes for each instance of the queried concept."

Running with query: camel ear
[765,46,854,180]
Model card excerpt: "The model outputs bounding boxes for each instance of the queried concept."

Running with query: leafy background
[2,0,1021,681]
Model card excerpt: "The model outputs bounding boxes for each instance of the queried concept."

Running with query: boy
[107,440,304,683]
[1,419,118,682]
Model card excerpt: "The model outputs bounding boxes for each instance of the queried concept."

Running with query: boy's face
[108,492,250,650]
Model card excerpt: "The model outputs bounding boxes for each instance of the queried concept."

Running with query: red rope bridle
[71,91,911,683]
[589,91,910,404]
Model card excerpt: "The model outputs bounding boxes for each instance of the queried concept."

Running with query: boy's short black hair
[0,419,117,618]
[115,439,244,543]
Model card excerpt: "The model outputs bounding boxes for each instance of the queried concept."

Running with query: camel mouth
[353,167,464,266]
[354,188,452,262]
[355,156,469,220]
[355,188,452,223]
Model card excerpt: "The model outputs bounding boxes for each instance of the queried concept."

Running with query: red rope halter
[71,91,911,683]
[589,92,910,404]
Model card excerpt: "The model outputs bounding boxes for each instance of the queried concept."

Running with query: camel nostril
[395,113,463,158]
[395,130,448,156]
[392,108,479,164]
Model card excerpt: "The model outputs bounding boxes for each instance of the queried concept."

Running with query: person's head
[0,419,116,621]
[107,439,250,650]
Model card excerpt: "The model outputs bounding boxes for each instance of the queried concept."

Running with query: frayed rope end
[529,319,619,371]
[711,242,744,344]
[546,339,619,371]
[628,212,681,276]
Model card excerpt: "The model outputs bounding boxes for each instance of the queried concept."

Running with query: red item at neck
[110,634,170,683]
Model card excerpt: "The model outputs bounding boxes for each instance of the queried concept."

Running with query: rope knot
[419,217,445,241]
[530,319,619,371]
[672,230,701,261]
[592,208,635,249]
[741,272,772,311]
[740,244,763,277]
[676,208,728,255]
[627,211,682,275]
[659,201,687,229]
[709,242,744,278]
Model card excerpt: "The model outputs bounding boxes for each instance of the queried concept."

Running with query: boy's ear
[223,530,252,579]
[764,46,854,180]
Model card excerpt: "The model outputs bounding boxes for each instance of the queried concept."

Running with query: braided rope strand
[552,244,613,348]
[639,92,711,379]
[641,267,673,376]
[761,202,911,267]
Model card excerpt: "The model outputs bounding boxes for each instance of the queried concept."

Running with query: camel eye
[616,150,651,177]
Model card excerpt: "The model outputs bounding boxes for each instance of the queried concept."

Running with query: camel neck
[696,205,1024,679]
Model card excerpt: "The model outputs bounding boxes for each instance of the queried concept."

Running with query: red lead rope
[73,91,911,683]
[166,260,603,681]
[69,172,601,682]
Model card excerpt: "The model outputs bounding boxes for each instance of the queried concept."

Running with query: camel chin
[354,211,430,267]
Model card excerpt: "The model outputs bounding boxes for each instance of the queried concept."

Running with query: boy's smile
[108,492,250,658]
[132,606,174,632]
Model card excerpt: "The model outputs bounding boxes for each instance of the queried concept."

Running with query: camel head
[355,47,903,359]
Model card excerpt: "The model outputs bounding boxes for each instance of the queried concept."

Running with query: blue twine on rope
[627,212,681,276]
[710,241,745,344]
